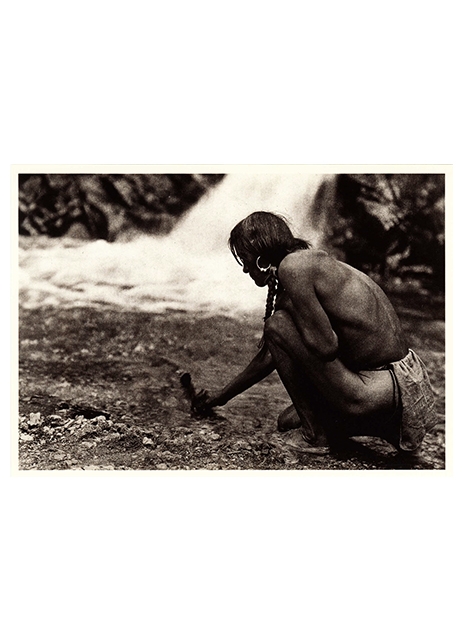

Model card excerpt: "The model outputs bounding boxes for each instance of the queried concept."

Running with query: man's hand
[191,389,215,416]
[180,372,220,417]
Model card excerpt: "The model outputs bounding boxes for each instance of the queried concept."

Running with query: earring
[256,256,271,272]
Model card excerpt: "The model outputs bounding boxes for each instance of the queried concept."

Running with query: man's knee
[277,404,301,432]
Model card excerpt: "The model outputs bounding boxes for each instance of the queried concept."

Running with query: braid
[258,270,278,348]
[263,270,278,321]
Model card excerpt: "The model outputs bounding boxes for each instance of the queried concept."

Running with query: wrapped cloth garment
[388,349,438,451]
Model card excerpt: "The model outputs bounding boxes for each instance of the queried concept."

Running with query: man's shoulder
[279,249,331,278]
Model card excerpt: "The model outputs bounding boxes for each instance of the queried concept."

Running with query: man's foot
[282,428,330,455]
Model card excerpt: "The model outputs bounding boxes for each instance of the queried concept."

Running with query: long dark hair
[229,211,310,270]
[229,211,311,327]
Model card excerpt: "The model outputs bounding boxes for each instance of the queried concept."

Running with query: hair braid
[258,269,278,348]
[263,270,278,321]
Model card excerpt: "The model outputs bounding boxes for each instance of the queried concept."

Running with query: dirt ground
[16,290,445,471]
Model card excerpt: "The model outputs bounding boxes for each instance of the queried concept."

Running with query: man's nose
[243,265,249,274]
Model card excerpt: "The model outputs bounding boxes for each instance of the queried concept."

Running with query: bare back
[277,249,407,370]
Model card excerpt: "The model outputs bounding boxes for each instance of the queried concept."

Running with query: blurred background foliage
[316,173,445,292]
[19,174,225,241]
[19,172,445,292]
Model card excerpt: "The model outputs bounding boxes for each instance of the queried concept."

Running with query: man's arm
[277,251,339,361]
[205,342,276,408]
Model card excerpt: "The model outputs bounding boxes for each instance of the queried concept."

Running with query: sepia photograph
[15,167,447,472]
[5,1,459,637]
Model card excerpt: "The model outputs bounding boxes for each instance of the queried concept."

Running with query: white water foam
[18,173,327,316]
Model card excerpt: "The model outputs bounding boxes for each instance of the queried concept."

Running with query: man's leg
[269,343,330,446]
[277,405,300,432]
[264,310,396,445]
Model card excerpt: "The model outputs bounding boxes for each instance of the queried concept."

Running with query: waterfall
[18,172,330,315]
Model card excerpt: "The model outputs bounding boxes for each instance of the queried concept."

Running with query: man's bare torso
[276,250,407,370]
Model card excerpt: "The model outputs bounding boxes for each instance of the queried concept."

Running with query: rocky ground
[16,290,445,472]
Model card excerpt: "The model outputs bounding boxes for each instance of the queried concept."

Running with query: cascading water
[18,173,330,316]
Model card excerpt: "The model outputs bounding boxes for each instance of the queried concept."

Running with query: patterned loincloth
[388,349,438,452]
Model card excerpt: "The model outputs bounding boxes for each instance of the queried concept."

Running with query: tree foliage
[19,174,225,240]
[327,174,445,290]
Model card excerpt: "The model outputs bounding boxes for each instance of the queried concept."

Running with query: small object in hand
[179,372,215,417]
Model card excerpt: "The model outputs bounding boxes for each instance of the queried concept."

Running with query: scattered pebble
[28,412,42,426]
